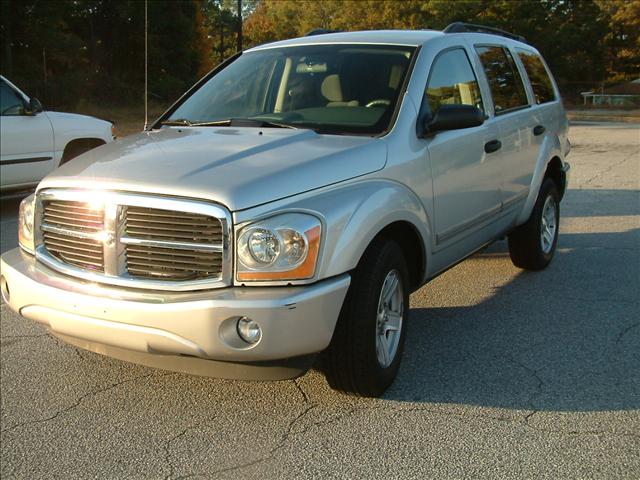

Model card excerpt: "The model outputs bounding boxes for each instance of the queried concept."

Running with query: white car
[0,75,114,193]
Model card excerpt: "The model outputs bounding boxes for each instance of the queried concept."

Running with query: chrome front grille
[123,206,223,280]
[35,190,231,291]
[42,201,105,272]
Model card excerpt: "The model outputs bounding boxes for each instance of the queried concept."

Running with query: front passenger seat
[321,74,359,107]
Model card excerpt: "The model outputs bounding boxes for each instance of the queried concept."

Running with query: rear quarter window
[516,49,557,104]
[475,45,529,115]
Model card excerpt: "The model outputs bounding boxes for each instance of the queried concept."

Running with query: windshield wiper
[191,118,301,130]
[160,118,193,126]
[162,117,316,131]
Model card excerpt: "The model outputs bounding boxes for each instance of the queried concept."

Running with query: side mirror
[421,104,484,136]
[26,97,44,115]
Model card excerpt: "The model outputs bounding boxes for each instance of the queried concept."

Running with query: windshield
[167,44,416,135]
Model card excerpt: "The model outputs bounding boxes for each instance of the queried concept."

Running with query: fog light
[237,317,261,344]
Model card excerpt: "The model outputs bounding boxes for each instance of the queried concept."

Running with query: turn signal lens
[18,194,36,254]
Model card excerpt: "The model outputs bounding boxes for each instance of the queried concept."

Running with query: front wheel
[508,178,560,270]
[322,239,409,397]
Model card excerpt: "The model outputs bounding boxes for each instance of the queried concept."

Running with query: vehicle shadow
[386,226,639,412]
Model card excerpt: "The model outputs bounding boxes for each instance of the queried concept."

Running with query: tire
[322,238,409,397]
[508,178,560,270]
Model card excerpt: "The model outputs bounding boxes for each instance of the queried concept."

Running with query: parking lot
[1,123,638,479]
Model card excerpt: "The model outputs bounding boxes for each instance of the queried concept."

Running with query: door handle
[484,139,502,154]
[533,125,546,136]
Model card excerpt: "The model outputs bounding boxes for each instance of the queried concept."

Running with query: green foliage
[1,0,636,109]
[244,0,639,101]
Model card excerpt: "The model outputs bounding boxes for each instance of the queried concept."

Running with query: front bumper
[0,248,350,379]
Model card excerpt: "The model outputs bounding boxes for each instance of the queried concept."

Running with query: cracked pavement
[1,123,639,479]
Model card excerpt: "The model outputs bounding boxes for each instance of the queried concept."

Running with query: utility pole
[236,0,242,52]
[219,7,224,63]
[2,0,12,76]
[42,48,47,102]
[144,0,148,130]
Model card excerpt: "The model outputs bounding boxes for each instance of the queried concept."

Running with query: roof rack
[443,22,527,44]
[305,29,342,37]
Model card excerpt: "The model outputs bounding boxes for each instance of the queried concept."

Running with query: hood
[39,127,387,211]
[46,110,112,126]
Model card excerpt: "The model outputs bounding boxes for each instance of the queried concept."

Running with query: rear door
[515,47,562,152]
[421,47,503,247]
[0,79,55,189]
[473,45,536,211]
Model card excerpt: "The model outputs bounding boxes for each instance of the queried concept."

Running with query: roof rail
[305,29,341,37]
[443,22,527,44]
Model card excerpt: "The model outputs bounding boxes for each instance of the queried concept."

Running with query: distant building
[581,79,640,106]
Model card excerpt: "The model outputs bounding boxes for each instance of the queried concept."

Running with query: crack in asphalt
[582,149,639,186]
[616,322,640,345]
[293,377,311,405]
[170,380,330,479]
[1,372,155,434]
[163,427,191,480]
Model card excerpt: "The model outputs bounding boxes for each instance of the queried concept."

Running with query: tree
[597,0,640,82]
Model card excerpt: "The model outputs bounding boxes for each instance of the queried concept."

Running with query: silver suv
[1,24,570,397]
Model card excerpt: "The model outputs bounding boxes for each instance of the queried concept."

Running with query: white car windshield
[166,44,416,135]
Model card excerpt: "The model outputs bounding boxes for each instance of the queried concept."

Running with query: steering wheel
[365,99,391,108]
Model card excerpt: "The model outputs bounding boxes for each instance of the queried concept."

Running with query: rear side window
[516,49,556,104]
[475,45,528,114]
[425,48,484,113]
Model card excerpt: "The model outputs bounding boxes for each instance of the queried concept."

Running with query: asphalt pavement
[1,123,639,479]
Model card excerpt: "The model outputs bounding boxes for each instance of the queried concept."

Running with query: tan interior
[321,74,359,107]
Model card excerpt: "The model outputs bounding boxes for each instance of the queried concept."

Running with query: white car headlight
[236,213,321,282]
[18,193,36,254]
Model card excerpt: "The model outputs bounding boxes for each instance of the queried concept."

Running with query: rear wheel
[322,239,409,397]
[508,178,560,270]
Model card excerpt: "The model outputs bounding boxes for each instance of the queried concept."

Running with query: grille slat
[56,253,104,268]
[43,239,103,256]
[125,245,220,261]
[44,212,103,225]
[125,228,221,242]
[43,232,103,249]
[126,222,222,234]
[47,201,103,214]
[127,267,200,280]
[126,216,219,228]
[46,245,104,262]
[43,215,103,231]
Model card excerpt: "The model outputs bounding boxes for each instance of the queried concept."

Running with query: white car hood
[39,127,387,211]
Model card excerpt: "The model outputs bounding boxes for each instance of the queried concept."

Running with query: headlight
[236,213,321,282]
[18,193,36,254]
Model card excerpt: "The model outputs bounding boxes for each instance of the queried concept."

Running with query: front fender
[320,180,432,280]
[516,133,563,225]
[46,111,113,158]
[234,179,433,284]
